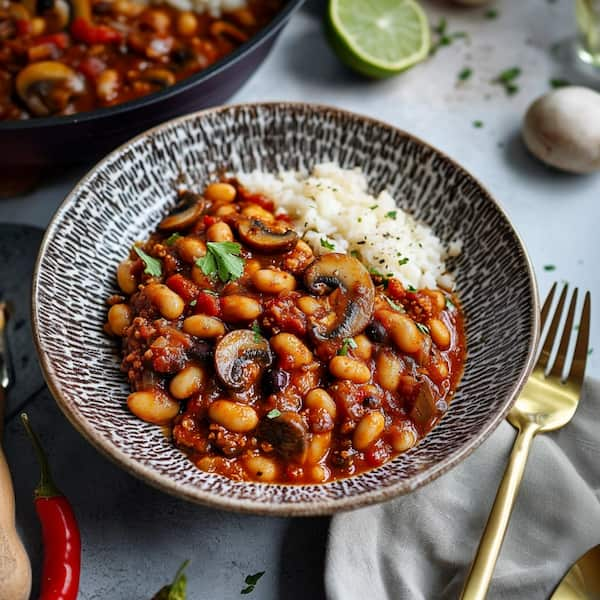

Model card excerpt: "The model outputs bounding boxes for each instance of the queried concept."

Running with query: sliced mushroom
[159,191,205,231]
[41,0,71,29]
[409,383,437,429]
[304,253,375,340]
[236,217,298,253]
[214,329,273,390]
[141,68,176,88]
[16,62,83,117]
[257,411,308,460]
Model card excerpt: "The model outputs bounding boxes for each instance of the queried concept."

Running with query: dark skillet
[0,0,304,168]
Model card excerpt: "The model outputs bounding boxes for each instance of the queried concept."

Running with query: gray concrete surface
[1,0,599,597]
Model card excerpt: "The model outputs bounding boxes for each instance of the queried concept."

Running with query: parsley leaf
[320,238,335,250]
[350,249,360,259]
[152,560,189,600]
[550,78,570,88]
[189,299,197,307]
[338,337,358,356]
[165,233,182,246]
[384,296,404,312]
[398,257,409,266]
[458,67,472,81]
[245,572,265,586]
[134,246,162,277]
[473,120,484,128]
[197,242,245,282]
[252,322,263,342]
[416,323,430,335]
[369,204,378,210]
[484,8,498,18]
[266,409,281,419]
[494,67,521,95]
[385,211,397,220]
[407,284,417,292]
[544,264,556,271]
[446,297,455,310]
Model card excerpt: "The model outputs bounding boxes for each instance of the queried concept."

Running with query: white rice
[148,0,246,17]
[236,163,461,291]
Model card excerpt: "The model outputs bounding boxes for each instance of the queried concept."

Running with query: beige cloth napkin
[325,378,600,600]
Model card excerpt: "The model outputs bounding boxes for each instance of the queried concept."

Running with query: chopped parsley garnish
[189,299,197,307]
[458,67,472,81]
[133,246,162,277]
[202,289,218,296]
[484,8,498,18]
[550,78,570,88]
[266,409,281,419]
[153,560,189,600]
[196,241,245,283]
[398,257,409,266]
[544,264,556,271]
[446,297,455,310]
[320,238,335,250]
[165,233,182,246]
[384,296,404,312]
[473,120,484,128]
[338,337,358,356]
[357,217,362,223]
[416,323,430,335]
[407,284,417,292]
[430,18,469,54]
[241,571,265,595]
[350,249,360,259]
[385,211,397,220]
[252,322,263,342]
[369,204,378,210]
[494,67,521,95]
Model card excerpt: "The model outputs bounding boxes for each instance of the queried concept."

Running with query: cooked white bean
[304,432,331,464]
[270,333,313,368]
[117,259,137,294]
[353,334,373,361]
[182,315,225,338]
[375,348,401,392]
[145,283,185,320]
[176,237,206,263]
[127,390,179,425]
[205,182,236,203]
[241,204,274,222]
[390,427,417,453]
[208,400,258,432]
[243,455,279,482]
[429,318,451,350]
[353,411,385,450]
[206,221,233,242]
[304,388,337,419]
[169,364,206,399]
[329,355,370,383]
[297,296,320,315]
[107,303,132,336]
[251,269,296,294]
[221,295,262,322]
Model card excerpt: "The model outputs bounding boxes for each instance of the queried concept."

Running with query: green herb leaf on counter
[197,241,245,283]
[430,18,469,55]
[320,238,335,250]
[241,571,265,594]
[544,264,557,271]
[165,233,182,246]
[416,323,430,335]
[494,67,521,95]
[385,211,397,220]
[338,337,358,356]
[134,247,162,277]
[152,560,189,600]
[458,67,472,81]
[266,409,281,419]
[484,8,498,19]
[433,17,447,35]
[550,78,570,88]
[473,120,484,128]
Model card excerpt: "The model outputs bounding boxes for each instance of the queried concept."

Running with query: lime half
[328,0,430,78]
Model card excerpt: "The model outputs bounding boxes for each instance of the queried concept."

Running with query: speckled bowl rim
[32,102,540,516]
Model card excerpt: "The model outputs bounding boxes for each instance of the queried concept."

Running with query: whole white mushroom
[522,86,600,174]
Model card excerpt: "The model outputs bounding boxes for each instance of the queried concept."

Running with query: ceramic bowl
[33,103,539,515]
[0,0,303,168]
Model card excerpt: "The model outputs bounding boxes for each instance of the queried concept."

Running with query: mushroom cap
[236,217,299,253]
[257,411,308,459]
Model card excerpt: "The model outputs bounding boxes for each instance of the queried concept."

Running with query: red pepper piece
[15,19,32,36]
[194,290,221,317]
[71,17,122,45]
[166,273,200,303]
[21,414,81,600]
[203,215,218,228]
[34,32,70,49]
[386,278,405,301]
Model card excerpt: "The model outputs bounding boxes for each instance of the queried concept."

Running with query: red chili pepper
[166,273,200,303]
[71,16,122,45]
[21,414,81,600]
[203,215,218,228]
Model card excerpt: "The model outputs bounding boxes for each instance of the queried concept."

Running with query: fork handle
[460,421,538,600]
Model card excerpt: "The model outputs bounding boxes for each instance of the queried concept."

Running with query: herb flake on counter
[241,571,265,594]
[266,409,281,419]
[550,78,570,88]
[484,8,498,18]
[338,337,358,356]
[458,67,472,81]
[494,67,521,95]
[197,241,245,283]
[152,560,189,600]
[165,233,182,246]
[544,264,556,271]
[473,120,484,128]
[431,18,469,54]
[134,246,162,277]
[320,238,335,250]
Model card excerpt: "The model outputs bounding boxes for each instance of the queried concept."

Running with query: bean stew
[0,0,281,120]
[106,179,467,484]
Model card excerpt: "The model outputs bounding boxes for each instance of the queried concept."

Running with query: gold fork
[460,283,592,600]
